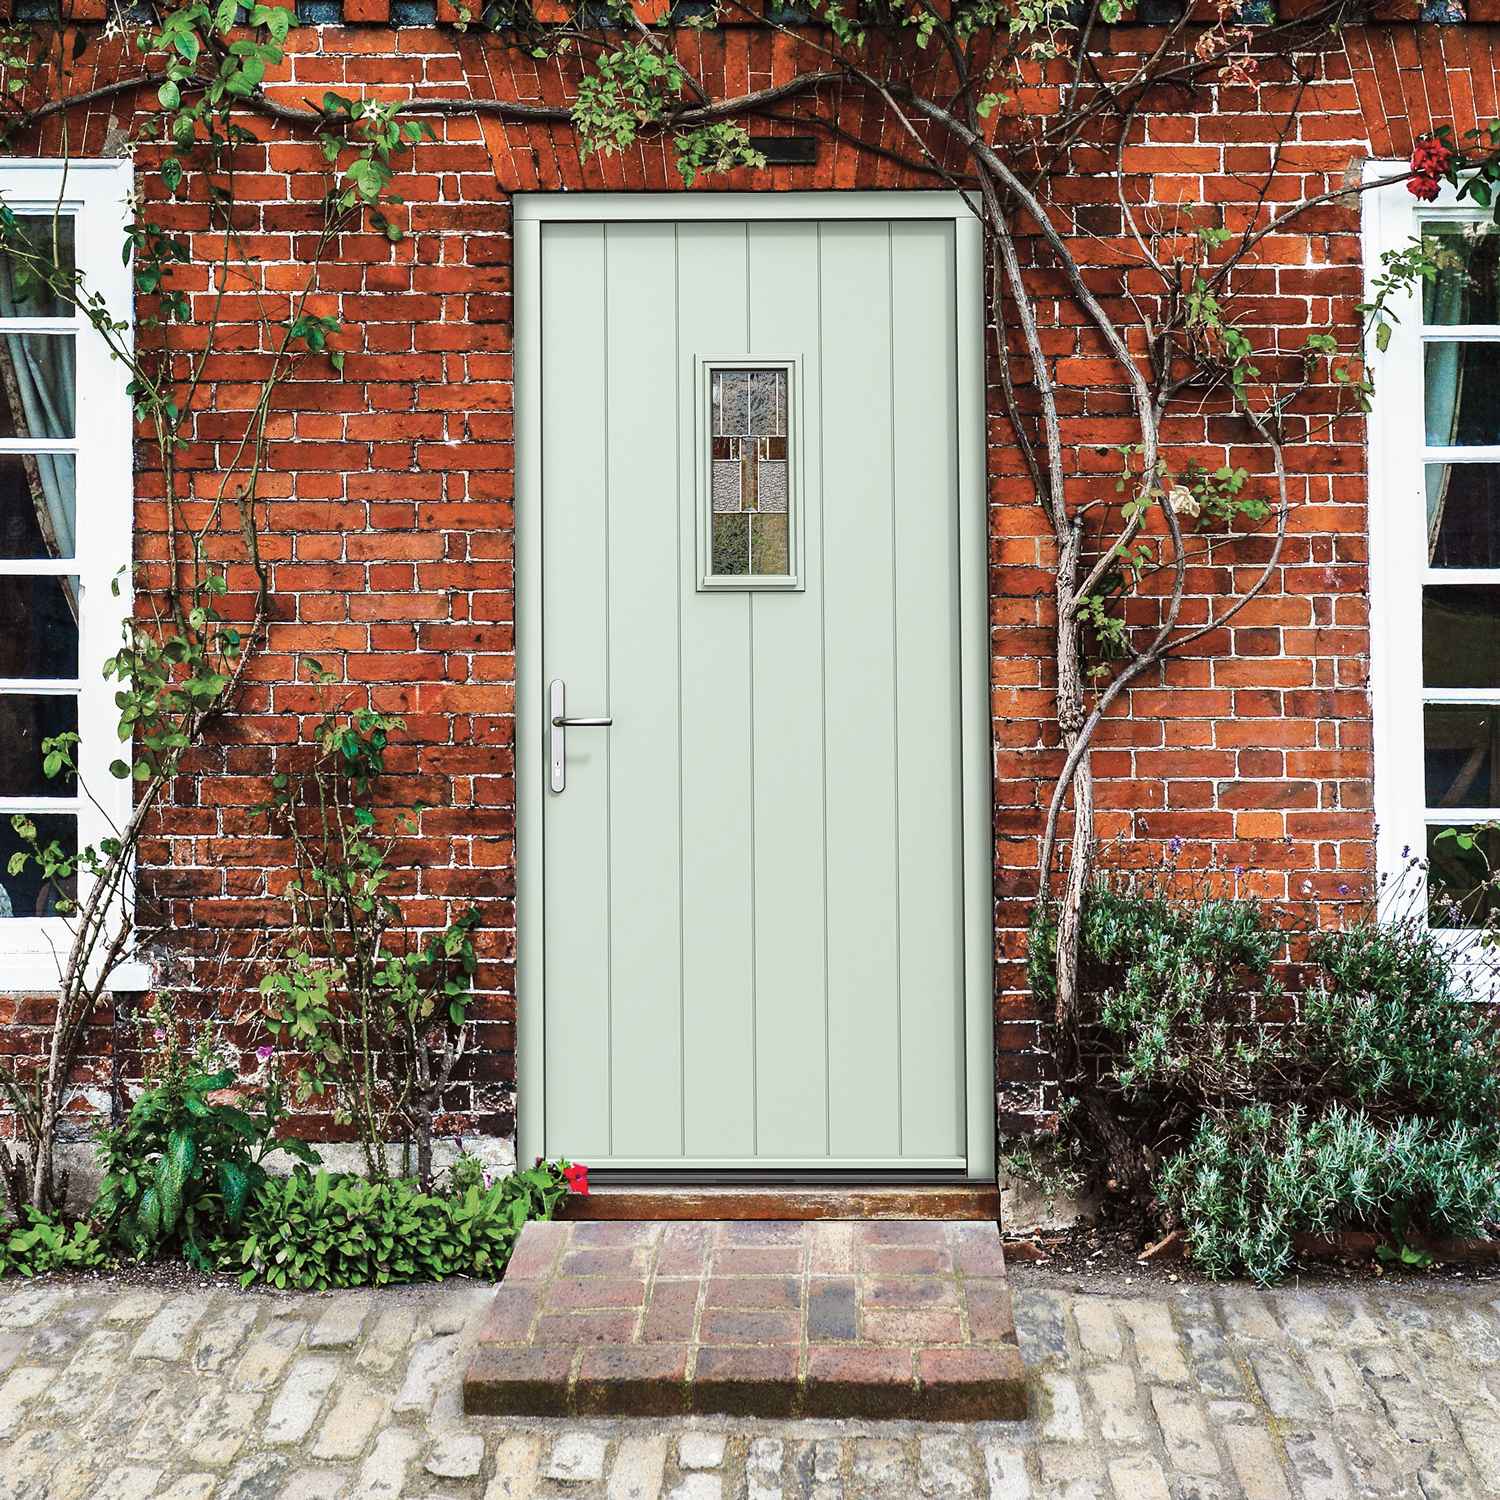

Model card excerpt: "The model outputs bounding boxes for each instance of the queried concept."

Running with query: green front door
[532,208,985,1174]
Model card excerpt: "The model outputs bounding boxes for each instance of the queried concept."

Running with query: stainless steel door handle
[549,679,611,792]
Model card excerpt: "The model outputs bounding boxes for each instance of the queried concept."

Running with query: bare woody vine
[2,0,1499,1182]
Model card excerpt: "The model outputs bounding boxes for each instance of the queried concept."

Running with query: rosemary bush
[1029,877,1500,1282]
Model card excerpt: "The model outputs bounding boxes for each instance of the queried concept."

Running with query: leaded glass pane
[707,365,794,580]
[712,513,750,576]
[758,461,788,513]
[750,514,789,574]
[712,461,741,513]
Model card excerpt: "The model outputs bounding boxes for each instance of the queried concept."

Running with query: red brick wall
[6,16,1496,1146]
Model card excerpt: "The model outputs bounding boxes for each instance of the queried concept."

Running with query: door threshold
[559,1178,1000,1222]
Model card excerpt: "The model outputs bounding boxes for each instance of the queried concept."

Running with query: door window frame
[512,192,995,1177]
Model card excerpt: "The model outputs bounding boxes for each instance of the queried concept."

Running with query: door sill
[559,1179,1000,1222]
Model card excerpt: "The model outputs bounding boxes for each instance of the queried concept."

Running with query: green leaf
[219,1161,252,1228]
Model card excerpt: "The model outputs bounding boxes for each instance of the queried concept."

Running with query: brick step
[462,1219,1028,1421]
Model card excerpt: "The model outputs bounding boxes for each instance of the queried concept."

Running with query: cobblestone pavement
[1,1266,1499,1499]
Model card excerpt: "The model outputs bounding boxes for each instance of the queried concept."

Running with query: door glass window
[706,364,793,582]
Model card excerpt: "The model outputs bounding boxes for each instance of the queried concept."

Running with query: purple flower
[1168,836,1183,856]
[1338,884,1349,895]
[256,1045,274,1062]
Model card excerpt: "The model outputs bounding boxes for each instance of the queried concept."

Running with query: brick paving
[464,1220,1025,1421]
[0,1265,1499,1496]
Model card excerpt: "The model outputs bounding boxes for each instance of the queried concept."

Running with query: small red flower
[563,1162,590,1197]
[1408,135,1454,200]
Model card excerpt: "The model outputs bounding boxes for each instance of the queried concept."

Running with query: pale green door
[537,213,979,1173]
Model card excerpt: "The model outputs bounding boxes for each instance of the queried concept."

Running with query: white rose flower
[1168,484,1200,518]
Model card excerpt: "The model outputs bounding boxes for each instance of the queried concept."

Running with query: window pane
[1426,822,1500,929]
[0,452,75,560]
[1423,223,1500,326]
[1423,585,1500,689]
[707,367,793,580]
[750,513,789,574]
[0,332,75,439]
[0,215,76,319]
[1425,342,1500,447]
[711,513,750,576]
[1425,705,1500,809]
[0,575,79,678]
[1426,462,1500,567]
[0,810,75,919]
[0,694,76,798]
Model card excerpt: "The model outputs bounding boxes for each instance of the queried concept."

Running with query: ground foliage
[226,1159,574,1290]
[0,1011,580,1284]
[1027,879,1500,1282]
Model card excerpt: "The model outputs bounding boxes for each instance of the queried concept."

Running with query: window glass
[1423,223,1500,326]
[0,453,76,560]
[1425,462,1500,567]
[1427,824,1500,929]
[0,333,75,439]
[0,695,76,797]
[1422,586,1500,689]
[708,366,791,581]
[0,811,75,919]
[1424,705,1500,809]
[0,575,79,678]
[0,215,76,319]
[1424,342,1500,447]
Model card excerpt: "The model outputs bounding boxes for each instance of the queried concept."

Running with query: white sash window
[0,161,134,988]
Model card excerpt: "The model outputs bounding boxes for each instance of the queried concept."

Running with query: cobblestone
[0,1268,1495,1496]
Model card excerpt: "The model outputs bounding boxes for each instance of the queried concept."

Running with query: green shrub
[1308,921,1500,1128]
[0,1208,108,1278]
[1157,1104,1500,1285]
[94,1012,319,1268]
[1031,877,1500,1281]
[226,1159,576,1290]
[1079,885,1285,1097]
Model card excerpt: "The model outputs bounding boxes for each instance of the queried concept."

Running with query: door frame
[514,192,995,1180]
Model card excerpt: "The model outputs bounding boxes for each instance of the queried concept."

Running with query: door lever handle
[549,679,610,793]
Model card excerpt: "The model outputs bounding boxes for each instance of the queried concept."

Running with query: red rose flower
[1408,135,1454,200]
[563,1162,590,1197]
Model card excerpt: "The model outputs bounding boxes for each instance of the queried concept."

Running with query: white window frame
[1365,161,1500,959]
[0,159,137,991]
